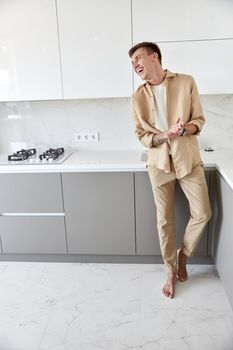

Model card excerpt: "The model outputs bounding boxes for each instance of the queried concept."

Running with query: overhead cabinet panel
[0,0,62,101]
[57,0,132,98]
[134,39,233,94]
[132,0,233,43]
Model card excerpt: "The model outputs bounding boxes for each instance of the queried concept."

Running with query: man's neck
[147,69,166,86]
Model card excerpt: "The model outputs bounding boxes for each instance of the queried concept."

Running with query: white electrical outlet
[75,132,99,142]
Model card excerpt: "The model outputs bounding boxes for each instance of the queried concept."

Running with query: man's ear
[152,52,159,61]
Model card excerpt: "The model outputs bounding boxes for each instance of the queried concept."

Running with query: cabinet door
[134,39,233,94]
[0,0,62,101]
[135,172,209,256]
[134,172,160,255]
[57,0,132,98]
[0,216,67,254]
[0,173,64,213]
[213,173,233,309]
[132,0,233,42]
[174,172,210,256]
[62,172,135,254]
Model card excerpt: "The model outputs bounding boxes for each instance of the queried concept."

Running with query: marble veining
[0,262,232,349]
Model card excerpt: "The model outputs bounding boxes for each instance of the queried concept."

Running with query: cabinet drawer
[0,216,67,254]
[0,173,63,213]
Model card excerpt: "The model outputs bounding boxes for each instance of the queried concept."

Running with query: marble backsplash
[200,94,233,151]
[0,94,232,153]
[0,98,139,153]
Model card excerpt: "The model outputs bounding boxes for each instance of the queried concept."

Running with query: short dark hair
[128,42,162,64]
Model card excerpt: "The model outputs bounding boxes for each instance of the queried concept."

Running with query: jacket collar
[141,69,176,87]
[164,69,176,78]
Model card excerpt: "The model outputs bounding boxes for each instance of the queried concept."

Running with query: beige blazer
[131,70,205,179]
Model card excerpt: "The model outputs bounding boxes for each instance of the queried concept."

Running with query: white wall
[0,95,233,154]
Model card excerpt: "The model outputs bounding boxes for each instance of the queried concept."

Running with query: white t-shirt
[151,82,168,132]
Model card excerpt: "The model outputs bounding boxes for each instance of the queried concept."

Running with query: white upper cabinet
[160,40,233,94]
[57,0,132,99]
[132,0,233,42]
[132,0,233,94]
[134,39,233,94]
[0,0,62,101]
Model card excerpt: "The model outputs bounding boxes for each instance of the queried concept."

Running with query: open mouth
[136,67,144,75]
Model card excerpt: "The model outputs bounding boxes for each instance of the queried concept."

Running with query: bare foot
[177,248,188,282]
[162,273,177,298]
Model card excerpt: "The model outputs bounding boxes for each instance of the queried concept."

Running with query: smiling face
[131,47,160,82]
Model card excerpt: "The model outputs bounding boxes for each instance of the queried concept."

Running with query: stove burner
[7,147,67,164]
[8,148,37,161]
[39,148,64,161]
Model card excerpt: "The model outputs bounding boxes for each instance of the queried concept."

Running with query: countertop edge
[0,150,232,191]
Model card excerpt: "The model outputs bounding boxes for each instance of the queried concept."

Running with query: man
[129,42,211,298]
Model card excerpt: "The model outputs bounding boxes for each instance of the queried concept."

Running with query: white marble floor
[0,262,232,350]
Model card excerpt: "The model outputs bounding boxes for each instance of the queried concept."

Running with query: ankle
[179,247,187,258]
[168,273,177,280]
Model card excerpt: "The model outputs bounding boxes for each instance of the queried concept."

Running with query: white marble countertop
[200,147,233,189]
[0,148,232,190]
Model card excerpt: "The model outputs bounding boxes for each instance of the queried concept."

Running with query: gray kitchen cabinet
[0,235,2,253]
[174,173,209,256]
[0,217,66,254]
[134,172,160,255]
[135,171,210,256]
[0,173,67,254]
[61,172,135,254]
[0,173,63,213]
[212,172,233,310]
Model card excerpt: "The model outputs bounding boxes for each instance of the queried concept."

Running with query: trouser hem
[182,246,192,257]
[165,266,177,274]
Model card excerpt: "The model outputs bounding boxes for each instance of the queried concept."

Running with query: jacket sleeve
[186,76,205,134]
[130,95,155,148]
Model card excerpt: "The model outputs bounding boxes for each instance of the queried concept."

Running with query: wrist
[182,124,198,136]
[152,132,169,147]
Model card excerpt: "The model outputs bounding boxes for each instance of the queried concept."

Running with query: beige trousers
[147,163,212,273]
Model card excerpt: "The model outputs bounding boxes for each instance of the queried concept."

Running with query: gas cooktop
[0,147,72,165]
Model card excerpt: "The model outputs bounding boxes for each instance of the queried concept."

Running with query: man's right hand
[167,118,184,139]
[152,119,184,147]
